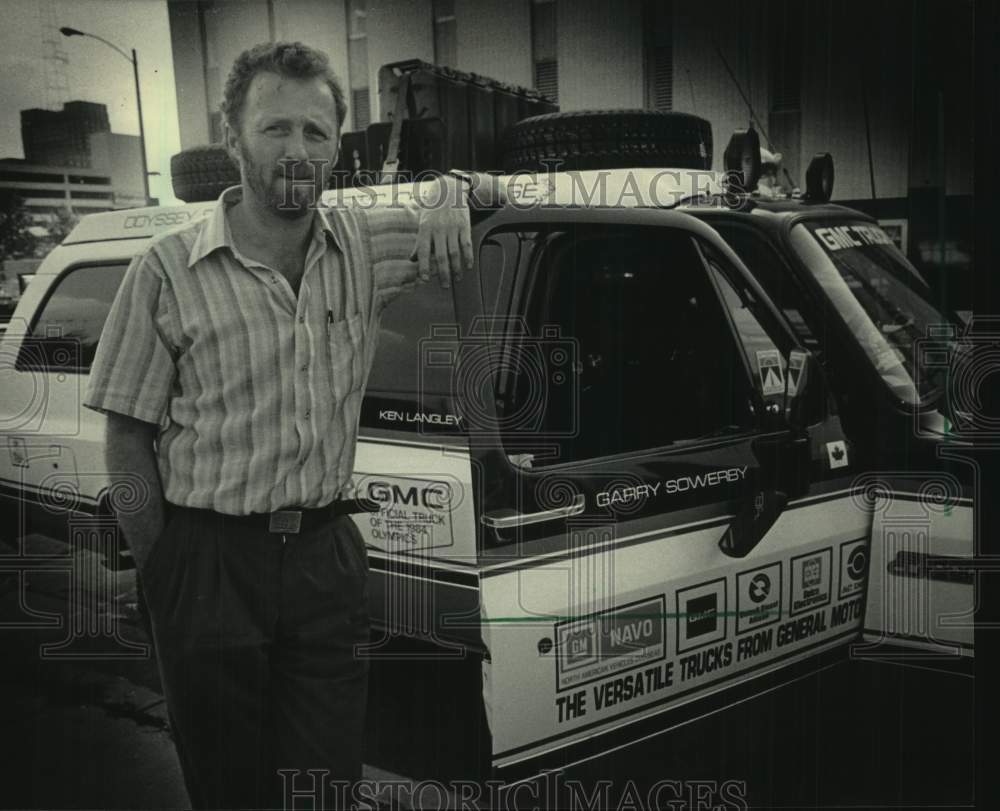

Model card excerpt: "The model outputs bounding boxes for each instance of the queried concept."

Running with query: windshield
[789,221,958,406]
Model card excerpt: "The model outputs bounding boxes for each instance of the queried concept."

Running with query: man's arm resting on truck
[105,412,167,573]
[410,172,510,282]
[367,171,507,305]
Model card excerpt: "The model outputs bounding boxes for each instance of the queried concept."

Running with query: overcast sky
[0,0,181,204]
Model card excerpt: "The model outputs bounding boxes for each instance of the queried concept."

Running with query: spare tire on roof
[171,144,240,203]
[500,110,713,173]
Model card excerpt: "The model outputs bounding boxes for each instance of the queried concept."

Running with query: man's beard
[240,148,328,220]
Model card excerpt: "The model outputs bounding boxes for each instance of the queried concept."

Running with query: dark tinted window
[711,222,820,352]
[16,264,127,372]
[367,280,458,395]
[497,225,755,465]
[702,241,826,425]
[701,242,787,396]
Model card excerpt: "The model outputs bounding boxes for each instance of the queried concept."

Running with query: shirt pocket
[327,312,366,401]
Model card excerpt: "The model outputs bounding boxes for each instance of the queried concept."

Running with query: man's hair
[220,41,348,133]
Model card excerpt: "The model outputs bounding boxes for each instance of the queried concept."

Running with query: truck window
[504,225,756,465]
[700,241,826,426]
[710,222,820,353]
[367,277,459,395]
[790,221,960,407]
[700,241,788,394]
[16,264,128,373]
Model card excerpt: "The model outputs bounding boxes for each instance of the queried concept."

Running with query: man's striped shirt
[84,186,426,516]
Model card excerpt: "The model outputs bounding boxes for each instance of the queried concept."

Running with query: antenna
[686,68,697,114]
[39,1,71,110]
[861,79,877,199]
[714,39,802,193]
[712,40,773,150]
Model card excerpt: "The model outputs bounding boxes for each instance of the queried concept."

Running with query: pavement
[0,541,189,810]
[1,668,186,809]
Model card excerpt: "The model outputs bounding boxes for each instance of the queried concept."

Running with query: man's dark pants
[138,506,370,810]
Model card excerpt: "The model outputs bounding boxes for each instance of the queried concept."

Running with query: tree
[46,207,80,246]
[0,189,36,261]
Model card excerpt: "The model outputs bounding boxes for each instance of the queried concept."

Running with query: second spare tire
[171,144,240,203]
[501,110,713,173]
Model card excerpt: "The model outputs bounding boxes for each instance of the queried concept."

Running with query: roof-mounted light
[804,153,834,202]
[723,128,762,194]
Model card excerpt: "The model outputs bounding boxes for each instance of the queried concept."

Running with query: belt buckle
[269,510,302,534]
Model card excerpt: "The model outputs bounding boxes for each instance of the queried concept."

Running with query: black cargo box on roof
[372,59,558,175]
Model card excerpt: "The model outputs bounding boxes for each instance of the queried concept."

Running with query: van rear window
[16,264,128,373]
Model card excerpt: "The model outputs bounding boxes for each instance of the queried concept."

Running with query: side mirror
[718,474,788,558]
[718,429,811,558]
[720,352,817,559]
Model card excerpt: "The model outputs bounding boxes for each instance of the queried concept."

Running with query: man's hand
[410,174,475,288]
[104,412,167,575]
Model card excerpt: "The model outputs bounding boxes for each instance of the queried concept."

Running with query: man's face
[225,72,340,219]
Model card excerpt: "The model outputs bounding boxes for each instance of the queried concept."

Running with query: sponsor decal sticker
[676,578,727,653]
[787,350,807,397]
[555,596,667,692]
[839,539,869,599]
[736,562,783,634]
[790,548,833,616]
[826,440,849,469]
[756,349,785,396]
[352,473,456,551]
[559,624,597,672]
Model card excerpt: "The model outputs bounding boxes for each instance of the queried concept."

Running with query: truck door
[452,208,868,778]
[708,218,975,663]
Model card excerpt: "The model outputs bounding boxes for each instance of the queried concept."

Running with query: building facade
[7,98,149,224]
[0,157,150,226]
[21,101,112,169]
[88,132,148,206]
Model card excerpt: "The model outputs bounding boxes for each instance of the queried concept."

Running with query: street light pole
[59,27,151,206]
[130,48,151,206]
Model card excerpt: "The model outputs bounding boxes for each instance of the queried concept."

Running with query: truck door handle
[481,494,586,529]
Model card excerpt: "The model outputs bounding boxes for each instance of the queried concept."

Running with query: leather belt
[193,498,380,535]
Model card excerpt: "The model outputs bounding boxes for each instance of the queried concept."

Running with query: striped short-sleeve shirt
[84,185,426,516]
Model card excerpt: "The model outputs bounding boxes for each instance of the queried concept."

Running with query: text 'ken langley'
[378,409,463,426]
[596,467,749,509]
